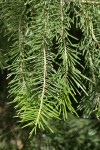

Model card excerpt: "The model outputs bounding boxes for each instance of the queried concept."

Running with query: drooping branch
[18,18,26,89]
[64,0,100,5]
[87,49,96,85]
[35,41,47,129]
[60,0,68,77]
[81,1,100,5]
[35,2,47,130]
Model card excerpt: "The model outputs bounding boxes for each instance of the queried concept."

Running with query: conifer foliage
[0,0,100,136]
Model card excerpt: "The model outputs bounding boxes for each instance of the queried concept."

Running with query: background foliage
[0,0,100,149]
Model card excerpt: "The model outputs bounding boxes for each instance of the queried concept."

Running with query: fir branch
[18,14,26,89]
[60,0,68,77]
[1,0,99,135]
[81,1,100,5]
[35,40,47,128]
[89,21,98,43]
[35,1,47,129]
[65,0,100,5]
[87,49,96,85]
